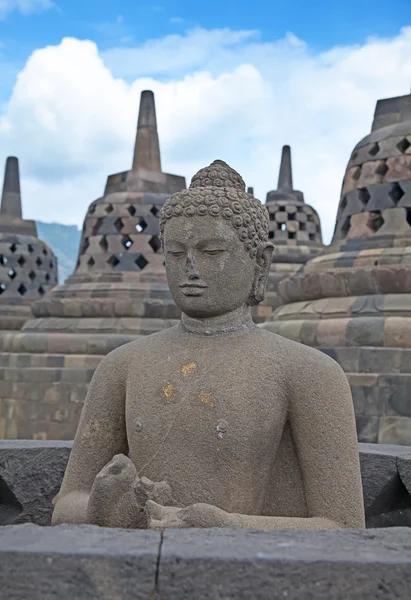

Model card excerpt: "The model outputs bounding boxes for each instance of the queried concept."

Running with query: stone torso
[123,326,303,516]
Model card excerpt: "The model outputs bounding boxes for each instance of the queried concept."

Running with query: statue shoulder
[98,326,180,371]
[259,328,348,385]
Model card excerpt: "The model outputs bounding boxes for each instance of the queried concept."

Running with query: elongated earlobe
[248,243,274,306]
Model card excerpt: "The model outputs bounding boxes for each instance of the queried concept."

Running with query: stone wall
[0,524,411,599]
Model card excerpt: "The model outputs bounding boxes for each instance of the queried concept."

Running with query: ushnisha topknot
[159,160,270,259]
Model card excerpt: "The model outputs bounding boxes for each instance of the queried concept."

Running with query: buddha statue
[52,160,365,530]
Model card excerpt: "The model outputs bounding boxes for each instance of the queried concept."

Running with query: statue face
[163,215,258,318]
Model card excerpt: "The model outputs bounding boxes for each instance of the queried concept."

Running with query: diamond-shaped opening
[107,255,120,268]
[42,248,48,256]
[87,256,95,267]
[340,196,348,212]
[17,256,26,267]
[121,172,127,183]
[127,205,136,216]
[368,211,384,233]
[299,222,306,231]
[280,223,287,231]
[122,235,133,250]
[99,236,108,252]
[351,151,358,161]
[28,271,36,281]
[114,217,124,233]
[288,231,296,239]
[406,209,411,227]
[8,269,16,280]
[136,218,147,233]
[89,204,96,215]
[368,143,380,157]
[45,273,50,282]
[9,243,17,253]
[81,237,90,255]
[149,235,162,253]
[268,231,274,239]
[0,255,8,265]
[376,162,389,177]
[27,244,34,253]
[38,286,45,295]
[358,188,370,207]
[397,138,411,153]
[17,283,26,296]
[135,255,149,270]
[49,261,53,269]
[150,205,160,217]
[92,218,103,236]
[309,233,316,241]
[341,216,351,238]
[0,283,6,294]
[388,182,405,204]
[35,257,42,267]
[105,203,114,214]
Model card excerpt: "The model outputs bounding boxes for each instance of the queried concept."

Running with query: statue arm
[229,350,365,531]
[52,348,128,525]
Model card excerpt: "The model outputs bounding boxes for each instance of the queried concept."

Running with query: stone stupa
[253,145,323,322]
[0,90,185,440]
[0,156,58,331]
[262,92,411,445]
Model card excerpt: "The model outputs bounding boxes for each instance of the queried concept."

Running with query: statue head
[159,160,273,319]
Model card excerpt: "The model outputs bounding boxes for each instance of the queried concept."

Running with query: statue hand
[87,454,148,528]
[178,503,235,528]
[146,500,235,529]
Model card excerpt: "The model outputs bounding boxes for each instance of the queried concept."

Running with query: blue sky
[0,0,410,240]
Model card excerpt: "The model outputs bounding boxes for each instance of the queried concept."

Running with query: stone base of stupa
[261,245,411,445]
[0,271,179,440]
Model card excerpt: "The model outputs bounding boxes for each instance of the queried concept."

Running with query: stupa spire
[132,90,161,172]
[1,156,22,219]
[277,145,293,192]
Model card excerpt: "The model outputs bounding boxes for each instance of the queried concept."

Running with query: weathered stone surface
[0,524,160,600]
[0,524,411,599]
[159,527,411,599]
[359,443,411,527]
[0,440,71,525]
[262,93,411,445]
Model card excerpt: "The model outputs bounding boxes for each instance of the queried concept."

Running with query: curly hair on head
[159,160,270,259]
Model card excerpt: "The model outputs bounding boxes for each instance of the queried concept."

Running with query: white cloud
[1,28,411,243]
[0,0,53,19]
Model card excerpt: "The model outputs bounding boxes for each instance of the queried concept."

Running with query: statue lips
[179,282,208,296]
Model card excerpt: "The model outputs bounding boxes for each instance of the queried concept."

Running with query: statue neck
[180,305,256,336]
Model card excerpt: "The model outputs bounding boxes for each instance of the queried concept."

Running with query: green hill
[36,221,82,283]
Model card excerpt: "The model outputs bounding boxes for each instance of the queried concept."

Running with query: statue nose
[185,254,199,280]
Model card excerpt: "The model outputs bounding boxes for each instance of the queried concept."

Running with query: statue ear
[249,242,274,306]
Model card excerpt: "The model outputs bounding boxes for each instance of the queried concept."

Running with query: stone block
[0,524,160,600]
[359,443,411,527]
[159,527,411,599]
[0,440,71,525]
[379,416,411,445]
[356,415,379,443]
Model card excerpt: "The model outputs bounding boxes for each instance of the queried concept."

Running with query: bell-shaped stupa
[253,145,323,322]
[262,93,411,445]
[0,90,185,440]
[0,156,58,330]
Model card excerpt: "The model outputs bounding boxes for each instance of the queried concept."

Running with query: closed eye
[203,249,225,256]
[167,250,185,257]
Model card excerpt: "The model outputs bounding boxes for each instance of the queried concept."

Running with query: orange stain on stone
[200,391,216,408]
[180,362,198,376]
[163,383,177,402]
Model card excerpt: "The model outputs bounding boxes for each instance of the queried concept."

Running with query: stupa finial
[277,145,293,192]
[1,156,22,219]
[132,90,161,172]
